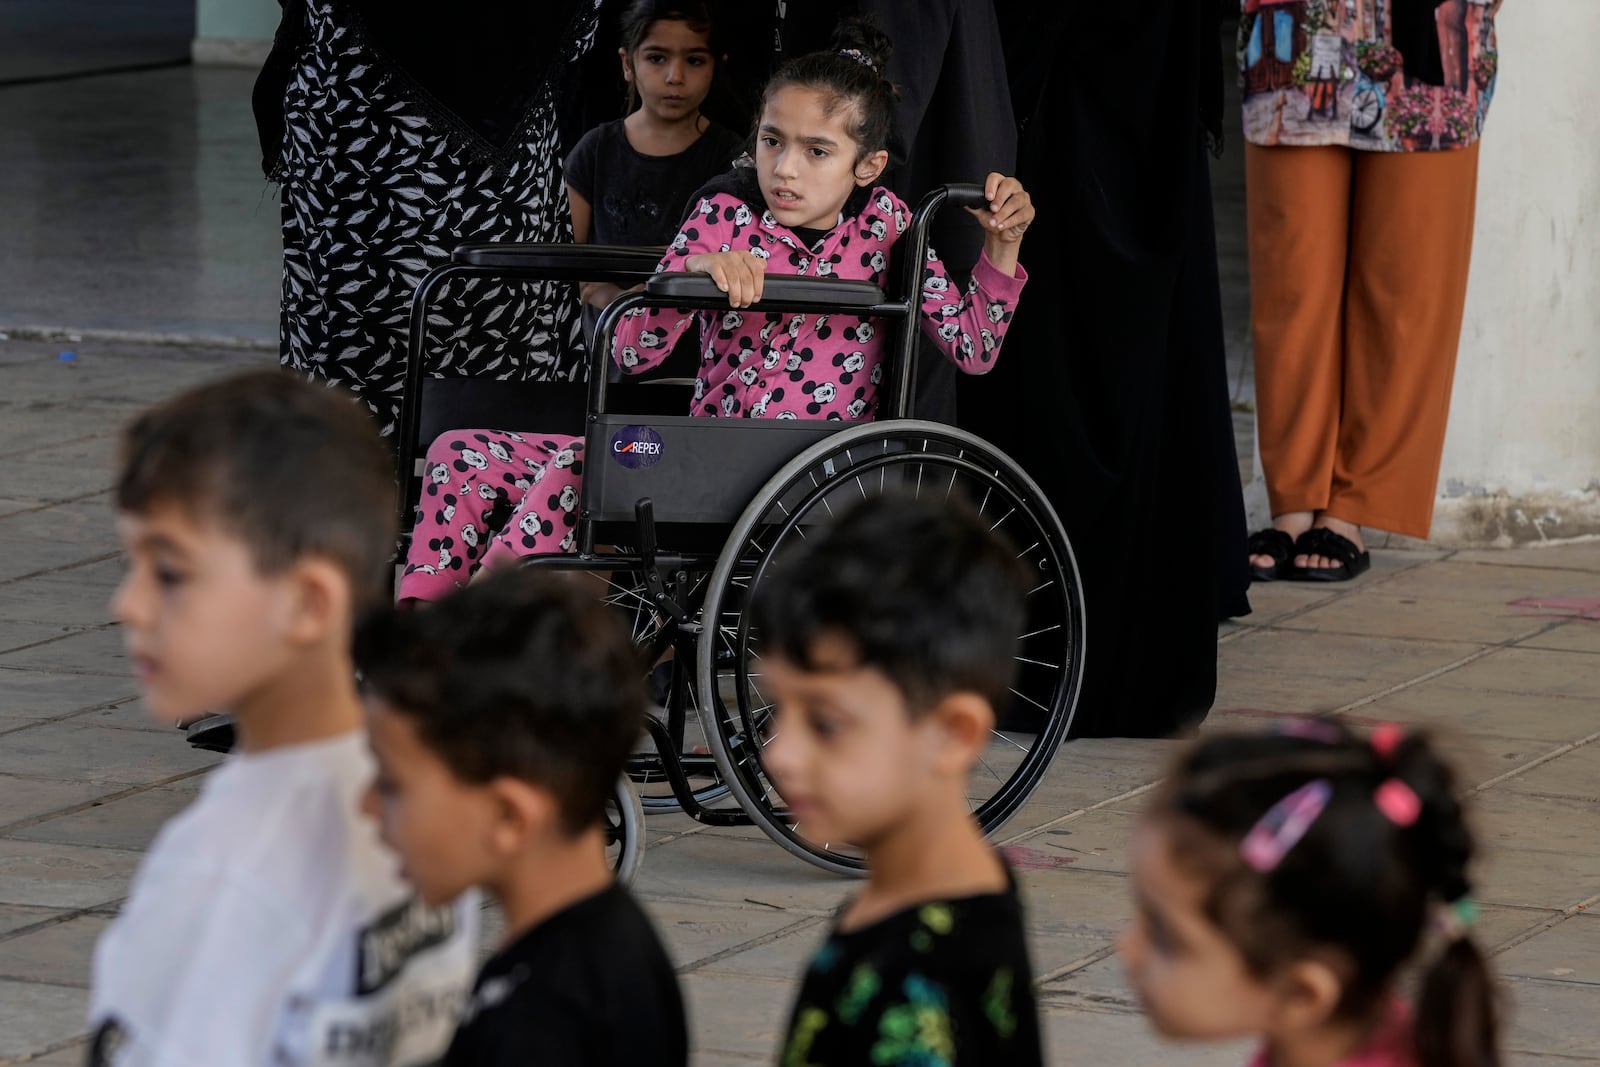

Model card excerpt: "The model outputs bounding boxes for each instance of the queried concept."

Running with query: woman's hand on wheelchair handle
[686,251,767,308]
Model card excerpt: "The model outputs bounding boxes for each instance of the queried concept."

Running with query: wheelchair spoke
[1017,623,1062,641]
[1014,655,1061,669]
[988,506,1016,532]
[1007,686,1051,715]
[988,729,1031,754]
[776,499,805,537]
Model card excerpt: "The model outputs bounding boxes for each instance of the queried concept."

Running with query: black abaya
[964,2,1251,738]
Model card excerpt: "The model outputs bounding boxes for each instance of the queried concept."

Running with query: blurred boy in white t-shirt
[88,372,476,1067]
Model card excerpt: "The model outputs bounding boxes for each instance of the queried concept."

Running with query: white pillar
[1431,0,1600,546]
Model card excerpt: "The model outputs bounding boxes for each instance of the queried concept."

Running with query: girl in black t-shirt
[565,1,742,317]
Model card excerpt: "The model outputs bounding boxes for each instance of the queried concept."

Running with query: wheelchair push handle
[938,183,990,211]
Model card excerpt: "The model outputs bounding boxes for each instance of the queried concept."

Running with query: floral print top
[612,178,1026,421]
[778,877,1042,1067]
[1240,0,1498,151]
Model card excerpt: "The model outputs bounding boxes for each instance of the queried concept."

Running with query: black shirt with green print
[778,868,1042,1067]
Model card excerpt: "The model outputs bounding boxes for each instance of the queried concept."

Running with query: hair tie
[1374,778,1422,826]
[836,47,878,73]
[1240,779,1332,872]
[1434,896,1478,941]
[1370,722,1406,761]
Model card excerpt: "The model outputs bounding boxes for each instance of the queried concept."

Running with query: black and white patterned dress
[272,0,601,434]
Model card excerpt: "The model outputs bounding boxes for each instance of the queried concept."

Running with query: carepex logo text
[609,425,666,470]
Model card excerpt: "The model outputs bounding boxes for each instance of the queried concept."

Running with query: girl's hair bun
[831,16,893,76]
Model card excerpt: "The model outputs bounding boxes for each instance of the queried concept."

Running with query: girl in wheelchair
[399,17,1034,601]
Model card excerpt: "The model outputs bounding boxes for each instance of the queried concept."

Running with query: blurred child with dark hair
[355,569,687,1066]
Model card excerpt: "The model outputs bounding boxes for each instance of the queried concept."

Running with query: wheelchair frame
[398,184,1085,874]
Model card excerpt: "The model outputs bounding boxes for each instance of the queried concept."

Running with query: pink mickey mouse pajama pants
[398,429,585,602]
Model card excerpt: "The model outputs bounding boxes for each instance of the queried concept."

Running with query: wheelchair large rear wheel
[697,421,1085,875]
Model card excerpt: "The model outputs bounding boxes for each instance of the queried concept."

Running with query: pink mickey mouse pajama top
[399,182,1027,601]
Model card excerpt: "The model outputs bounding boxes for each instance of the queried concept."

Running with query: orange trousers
[1246,142,1480,539]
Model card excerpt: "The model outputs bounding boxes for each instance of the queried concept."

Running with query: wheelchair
[398,184,1085,876]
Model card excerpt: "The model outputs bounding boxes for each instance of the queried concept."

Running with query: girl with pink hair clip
[1118,720,1500,1067]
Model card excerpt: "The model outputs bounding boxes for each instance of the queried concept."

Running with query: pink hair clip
[1374,779,1422,827]
[1370,722,1406,761]
[1277,718,1344,744]
[1240,779,1333,873]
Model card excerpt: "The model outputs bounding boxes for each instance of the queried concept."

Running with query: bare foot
[1249,511,1314,571]
[1296,514,1366,571]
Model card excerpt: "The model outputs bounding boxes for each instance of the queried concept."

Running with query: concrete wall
[1432,1,1600,546]
[192,0,279,66]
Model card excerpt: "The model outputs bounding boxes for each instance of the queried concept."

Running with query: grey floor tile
[1369,561,1600,607]
[0,621,90,657]
[0,626,129,679]
[0,913,109,987]
[1495,915,1600,986]
[1219,630,1484,687]
[1474,791,1600,858]
[1517,620,1600,656]
[0,538,120,584]
[3,1040,91,1067]
[1356,683,1599,745]
[1041,1006,1253,1066]
[0,460,113,508]
[0,903,73,939]
[0,838,141,909]
[1453,543,1600,573]
[1497,745,1600,801]
[0,500,120,547]
[681,969,796,1062]
[1502,978,1600,1059]
[632,833,849,916]
[0,774,122,829]
[1471,845,1600,912]
[647,898,822,974]
[998,810,1141,875]
[1012,867,1135,943]
[9,787,195,852]
[685,922,826,981]
[0,580,116,628]
[0,665,135,722]
[1273,592,1554,645]
[0,721,216,787]
[0,977,89,1059]
[1433,647,1600,700]
[68,699,174,735]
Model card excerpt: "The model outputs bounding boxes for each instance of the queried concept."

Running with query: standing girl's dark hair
[761,16,899,163]
[619,0,717,114]
[1154,723,1499,1067]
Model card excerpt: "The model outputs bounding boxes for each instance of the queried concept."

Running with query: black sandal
[1247,528,1297,582]
[1290,527,1371,583]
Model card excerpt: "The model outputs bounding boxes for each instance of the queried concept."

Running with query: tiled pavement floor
[1,337,1597,1064]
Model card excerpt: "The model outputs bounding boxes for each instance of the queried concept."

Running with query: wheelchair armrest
[451,243,666,281]
[645,273,886,310]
